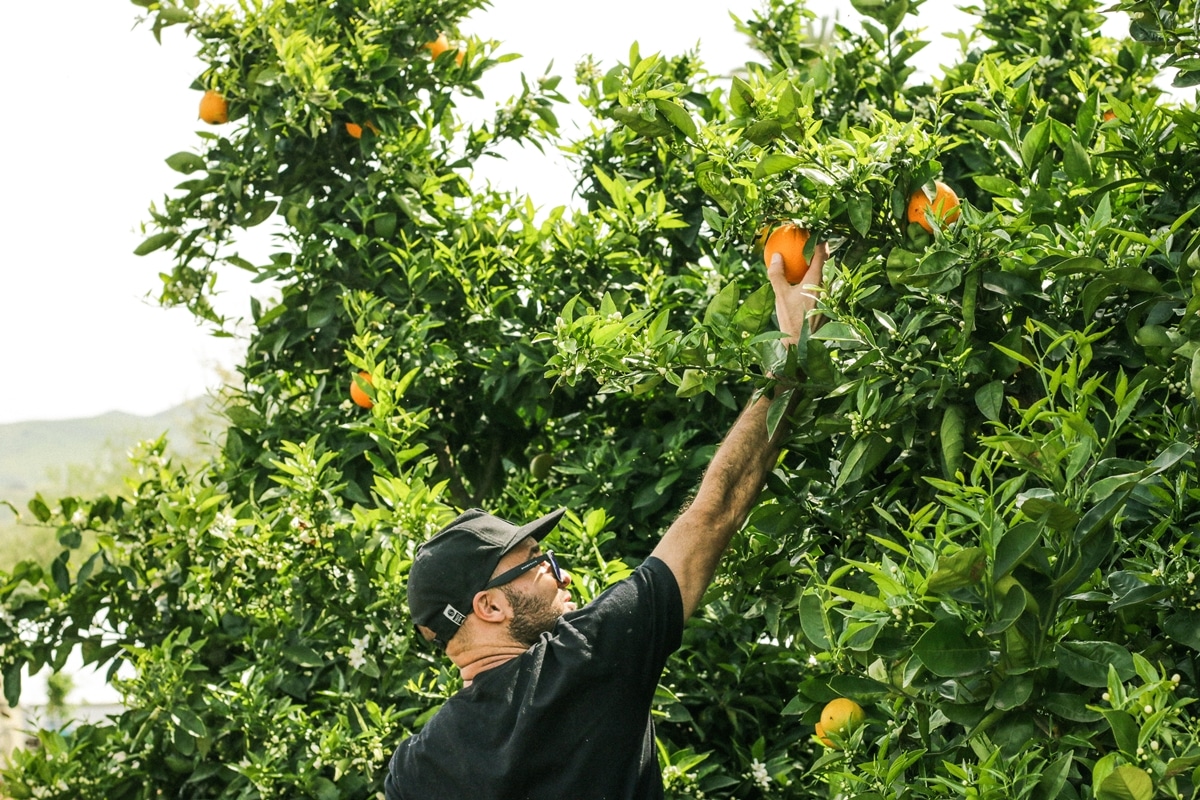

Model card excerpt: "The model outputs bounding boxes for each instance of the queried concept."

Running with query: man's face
[490,537,575,646]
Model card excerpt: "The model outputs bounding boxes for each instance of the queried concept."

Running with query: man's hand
[766,243,826,346]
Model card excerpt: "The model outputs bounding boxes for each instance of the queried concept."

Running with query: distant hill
[0,399,223,502]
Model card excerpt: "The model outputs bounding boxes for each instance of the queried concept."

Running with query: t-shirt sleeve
[555,555,684,682]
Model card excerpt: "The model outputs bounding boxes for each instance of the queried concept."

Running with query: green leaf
[974,380,1004,421]
[926,546,985,593]
[1163,610,1200,650]
[938,404,965,478]
[3,661,21,709]
[1021,120,1052,173]
[993,522,1040,578]
[652,98,697,140]
[28,496,52,523]
[1063,137,1093,182]
[1097,765,1153,800]
[753,153,802,179]
[704,282,739,328]
[850,0,910,31]
[992,673,1033,710]
[165,151,207,174]
[799,591,830,649]
[282,643,325,668]
[133,231,179,256]
[836,433,890,488]
[1190,348,1200,400]
[1056,641,1134,687]
[731,284,774,335]
[847,193,873,237]
[1034,753,1074,800]
[913,618,990,677]
[974,174,1022,198]
[172,708,209,739]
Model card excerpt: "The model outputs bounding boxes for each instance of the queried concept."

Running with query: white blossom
[749,759,771,790]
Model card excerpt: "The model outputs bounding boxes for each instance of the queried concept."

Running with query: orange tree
[1,0,1199,798]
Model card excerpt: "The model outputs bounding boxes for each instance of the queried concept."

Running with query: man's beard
[502,585,563,647]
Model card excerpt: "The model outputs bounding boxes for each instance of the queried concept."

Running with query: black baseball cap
[407,507,566,647]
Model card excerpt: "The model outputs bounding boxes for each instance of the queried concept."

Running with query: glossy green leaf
[1097,765,1153,800]
[913,618,990,677]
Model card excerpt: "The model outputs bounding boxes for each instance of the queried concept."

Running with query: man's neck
[454,644,528,684]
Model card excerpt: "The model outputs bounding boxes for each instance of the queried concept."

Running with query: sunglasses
[483,550,563,590]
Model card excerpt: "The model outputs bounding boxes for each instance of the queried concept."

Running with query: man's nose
[556,569,572,588]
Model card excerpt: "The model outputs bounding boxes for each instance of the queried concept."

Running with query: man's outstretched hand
[766,242,827,347]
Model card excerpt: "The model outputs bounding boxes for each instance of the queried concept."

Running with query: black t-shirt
[384,556,685,800]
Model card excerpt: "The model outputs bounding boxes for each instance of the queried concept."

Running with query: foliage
[1,0,1199,798]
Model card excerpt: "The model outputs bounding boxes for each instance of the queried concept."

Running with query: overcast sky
[0,1,986,427]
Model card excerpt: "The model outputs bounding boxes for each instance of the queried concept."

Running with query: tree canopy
[2,0,1198,798]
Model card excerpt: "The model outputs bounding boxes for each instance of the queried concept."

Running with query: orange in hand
[906,180,960,234]
[762,223,812,284]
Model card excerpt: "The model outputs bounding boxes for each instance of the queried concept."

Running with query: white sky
[0,0,984,427]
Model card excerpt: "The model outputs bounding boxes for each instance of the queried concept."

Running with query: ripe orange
[1102,109,1117,122]
[345,121,380,138]
[762,223,811,284]
[906,180,960,234]
[350,371,374,409]
[425,32,450,58]
[199,90,229,125]
[425,33,464,65]
[817,698,865,748]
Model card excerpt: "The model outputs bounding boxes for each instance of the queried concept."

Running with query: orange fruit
[1102,109,1117,122]
[906,180,960,234]
[199,90,229,125]
[425,33,464,65]
[817,698,865,748]
[345,121,380,138]
[425,32,451,58]
[762,223,812,284]
[350,371,374,409]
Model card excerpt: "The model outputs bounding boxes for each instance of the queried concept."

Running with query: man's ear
[471,589,511,623]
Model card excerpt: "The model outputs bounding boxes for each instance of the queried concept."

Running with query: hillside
[0,399,223,569]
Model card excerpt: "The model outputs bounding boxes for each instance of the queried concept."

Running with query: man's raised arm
[651,246,826,618]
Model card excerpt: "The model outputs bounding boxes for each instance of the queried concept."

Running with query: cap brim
[504,507,566,554]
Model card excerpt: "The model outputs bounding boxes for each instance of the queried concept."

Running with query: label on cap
[442,604,466,627]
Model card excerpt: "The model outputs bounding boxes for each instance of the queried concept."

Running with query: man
[384,248,826,799]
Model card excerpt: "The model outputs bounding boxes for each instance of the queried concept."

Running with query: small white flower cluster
[749,759,772,790]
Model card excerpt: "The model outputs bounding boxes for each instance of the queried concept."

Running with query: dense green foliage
[2,0,1198,798]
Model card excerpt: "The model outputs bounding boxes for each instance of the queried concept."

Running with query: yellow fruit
[350,371,374,409]
[814,720,833,747]
[199,90,229,125]
[906,180,960,234]
[762,223,811,284]
[817,698,865,748]
[529,453,555,480]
